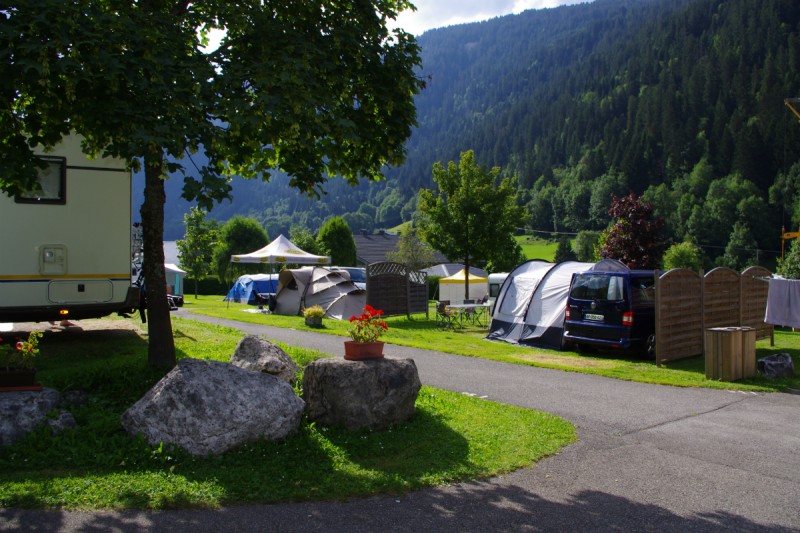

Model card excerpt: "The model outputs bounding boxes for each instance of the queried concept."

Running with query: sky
[393,0,592,36]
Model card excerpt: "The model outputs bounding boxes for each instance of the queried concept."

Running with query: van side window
[631,276,656,305]
[15,156,66,204]
[570,274,624,301]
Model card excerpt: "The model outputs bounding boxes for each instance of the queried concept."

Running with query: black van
[562,270,656,357]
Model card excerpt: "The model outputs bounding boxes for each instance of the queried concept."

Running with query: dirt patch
[514,353,616,369]
[1,317,145,338]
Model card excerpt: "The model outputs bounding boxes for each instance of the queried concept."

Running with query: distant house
[353,230,447,266]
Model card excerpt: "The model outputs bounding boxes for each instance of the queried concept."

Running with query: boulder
[230,335,301,384]
[121,358,304,456]
[303,357,421,431]
[0,388,61,446]
[757,353,795,379]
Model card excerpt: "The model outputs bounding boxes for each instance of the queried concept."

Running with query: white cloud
[393,0,591,35]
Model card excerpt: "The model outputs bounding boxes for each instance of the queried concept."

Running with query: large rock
[121,358,304,456]
[303,357,421,431]
[230,335,301,384]
[0,388,61,446]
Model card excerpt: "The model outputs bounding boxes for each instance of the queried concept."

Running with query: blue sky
[393,0,592,35]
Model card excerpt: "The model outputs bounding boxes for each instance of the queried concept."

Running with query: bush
[777,240,800,279]
[662,241,703,271]
[184,277,228,296]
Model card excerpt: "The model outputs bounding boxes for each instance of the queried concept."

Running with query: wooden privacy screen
[656,269,703,365]
[656,266,773,365]
[703,267,740,330]
[740,266,774,344]
[366,262,429,318]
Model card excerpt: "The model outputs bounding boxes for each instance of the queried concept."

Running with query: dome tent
[273,266,365,320]
[487,260,595,348]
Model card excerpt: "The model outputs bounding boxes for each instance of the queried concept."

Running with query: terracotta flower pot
[0,367,37,388]
[343,341,385,360]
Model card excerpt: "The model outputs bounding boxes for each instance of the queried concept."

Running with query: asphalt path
[3,311,799,532]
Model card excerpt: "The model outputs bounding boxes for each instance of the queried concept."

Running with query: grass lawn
[515,235,560,261]
[0,318,575,510]
[185,295,800,393]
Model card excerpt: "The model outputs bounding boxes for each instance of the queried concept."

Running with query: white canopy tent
[230,234,330,265]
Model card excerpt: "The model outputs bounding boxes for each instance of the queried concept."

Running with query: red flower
[15,341,23,351]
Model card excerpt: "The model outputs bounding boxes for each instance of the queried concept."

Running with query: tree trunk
[141,148,176,369]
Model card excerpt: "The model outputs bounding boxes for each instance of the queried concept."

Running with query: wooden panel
[656,269,703,364]
[703,267,740,330]
[740,266,773,343]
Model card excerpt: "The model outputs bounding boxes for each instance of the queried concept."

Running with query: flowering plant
[347,305,388,343]
[2,330,42,370]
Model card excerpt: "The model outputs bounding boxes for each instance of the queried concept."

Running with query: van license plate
[584,313,604,321]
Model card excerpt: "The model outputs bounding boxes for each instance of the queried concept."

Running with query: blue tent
[224,274,279,305]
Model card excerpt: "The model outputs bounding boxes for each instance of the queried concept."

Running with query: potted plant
[1,330,42,388]
[303,305,325,327]
[345,305,388,360]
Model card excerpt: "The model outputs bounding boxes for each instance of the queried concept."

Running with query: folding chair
[436,300,457,329]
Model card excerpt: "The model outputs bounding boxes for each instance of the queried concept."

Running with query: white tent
[230,234,330,265]
[438,268,488,304]
[273,266,365,320]
[487,260,594,348]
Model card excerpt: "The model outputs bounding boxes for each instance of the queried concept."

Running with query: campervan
[0,135,139,323]
[487,273,508,308]
[562,269,656,357]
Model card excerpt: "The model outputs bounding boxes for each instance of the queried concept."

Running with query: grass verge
[0,318,576,510]
[185,295,800,393]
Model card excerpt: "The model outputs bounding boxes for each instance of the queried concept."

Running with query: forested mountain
[140,0,800,267]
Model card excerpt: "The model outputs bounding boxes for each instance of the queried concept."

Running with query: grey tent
[273,266,365,320]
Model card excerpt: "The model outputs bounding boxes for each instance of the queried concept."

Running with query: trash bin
[704,326,756,381]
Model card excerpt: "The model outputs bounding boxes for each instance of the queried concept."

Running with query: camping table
[446,303,491,328]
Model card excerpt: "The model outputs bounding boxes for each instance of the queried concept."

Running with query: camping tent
[438,268,488,304]
[164,263,186,299]
[487,260,594,348]
[230,234,330,265]
[224,274,279,304]
[273,266,365,320]
[423,263,488,278]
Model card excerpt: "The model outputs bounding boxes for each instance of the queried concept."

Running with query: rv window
[15,156,66,204]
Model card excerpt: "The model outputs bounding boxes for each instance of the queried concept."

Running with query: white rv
[0,135,139,323]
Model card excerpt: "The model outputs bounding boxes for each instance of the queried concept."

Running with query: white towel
[765,278,800,328]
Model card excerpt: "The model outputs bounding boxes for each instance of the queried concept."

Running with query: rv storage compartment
[49,280,113,304]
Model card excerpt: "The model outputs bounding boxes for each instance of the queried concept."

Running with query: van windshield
[570,274,624,301]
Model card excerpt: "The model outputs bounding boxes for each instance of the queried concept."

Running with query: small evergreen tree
[317,216,357,266]
[553,237,577,263]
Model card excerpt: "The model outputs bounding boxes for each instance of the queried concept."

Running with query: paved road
[3,312,799,532]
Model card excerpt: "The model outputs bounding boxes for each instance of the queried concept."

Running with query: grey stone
[303,357,421,431]
[0,388,61,446]
[48,411,76,435]
[230,335,301,384]
[121,358,305,456]
[757,353,795,379]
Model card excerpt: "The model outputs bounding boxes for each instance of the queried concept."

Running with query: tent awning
[439,268,488,284]
[231,234,330,265]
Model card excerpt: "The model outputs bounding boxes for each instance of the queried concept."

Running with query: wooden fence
[655,267,772,366]
[366,261,429,318]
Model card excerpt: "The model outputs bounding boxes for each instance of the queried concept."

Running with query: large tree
[418,150,525,297]
[0,1,423,368]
